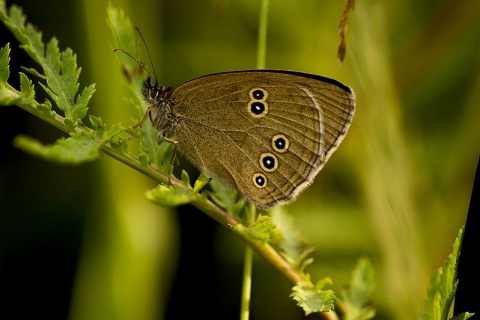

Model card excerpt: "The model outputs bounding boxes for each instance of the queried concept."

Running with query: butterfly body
[144,70,355,209]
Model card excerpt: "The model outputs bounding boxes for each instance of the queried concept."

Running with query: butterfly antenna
[134,26,159,85]
[113,27,158,85]
[113,48,156,81]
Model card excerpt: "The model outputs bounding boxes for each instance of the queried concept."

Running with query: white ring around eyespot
[271,134,289,153]
[249,88,269,101]
[252,173,267,189]
[247,101,268,118]
[259,153,278,172]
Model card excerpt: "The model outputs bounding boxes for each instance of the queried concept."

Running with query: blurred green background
[0,0,478,319]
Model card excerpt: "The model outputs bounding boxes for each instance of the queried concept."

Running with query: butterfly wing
[170,70,355,209]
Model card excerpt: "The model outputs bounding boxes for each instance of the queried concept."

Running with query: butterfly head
[142,78,178,139]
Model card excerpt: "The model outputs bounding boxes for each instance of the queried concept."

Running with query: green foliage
[419,227,473,320]
[271,208,315,273]
[192,172,211,193]
[450,314,475,320]
[290,277,337,315]
[145,170,209,206]
[340,257,376,320]
[0,42,8,81]
[0,44,14,104]
[209,178,247,216]
[235,214,277,243]
[0,44,37,108]
[106,3,173,173]
[146,183,199,206]
[12,115,123,164]
[0,2,94,127]
[0,2,113,164]
[14,131,104,164]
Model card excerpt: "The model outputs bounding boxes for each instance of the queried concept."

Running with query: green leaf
[75,83,95,119]
[146,184,197,207]
[419,226,468,320]
[235,214,277,243]
[290,278,337,315]
[0,43,20,106]
[193,172,210,193]
[0,44,42,110]
[13,130,107,164]
[36,43,93,124]
[139,129,173,171]
[340,257,376,320]
[180,169,191,186]
[450,312,475,320]
[89,115,107,137]
[209,178,246,215]
[0,42,10,83]
[270,207,315,275]
[88,115,123,143]
[107,4,173,172]
[0,2,94,125]
[107,2,142,84]
[449,313,475,320]
[18,72,35,105]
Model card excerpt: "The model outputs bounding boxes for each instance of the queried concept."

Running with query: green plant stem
[234,223,305,285]
[240,246,253,320]
[239,2,270,319]
[256,0,269,69]
[240,202,257,320]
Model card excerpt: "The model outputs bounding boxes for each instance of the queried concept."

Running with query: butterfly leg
[121,106,152,142]
[160,135,178,185]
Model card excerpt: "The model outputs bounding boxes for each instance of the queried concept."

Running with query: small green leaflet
[340,257,376,320]
[290,278,337,315]
[13,122,122,164]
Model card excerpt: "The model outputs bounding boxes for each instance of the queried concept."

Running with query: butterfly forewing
[165,71,355,208]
